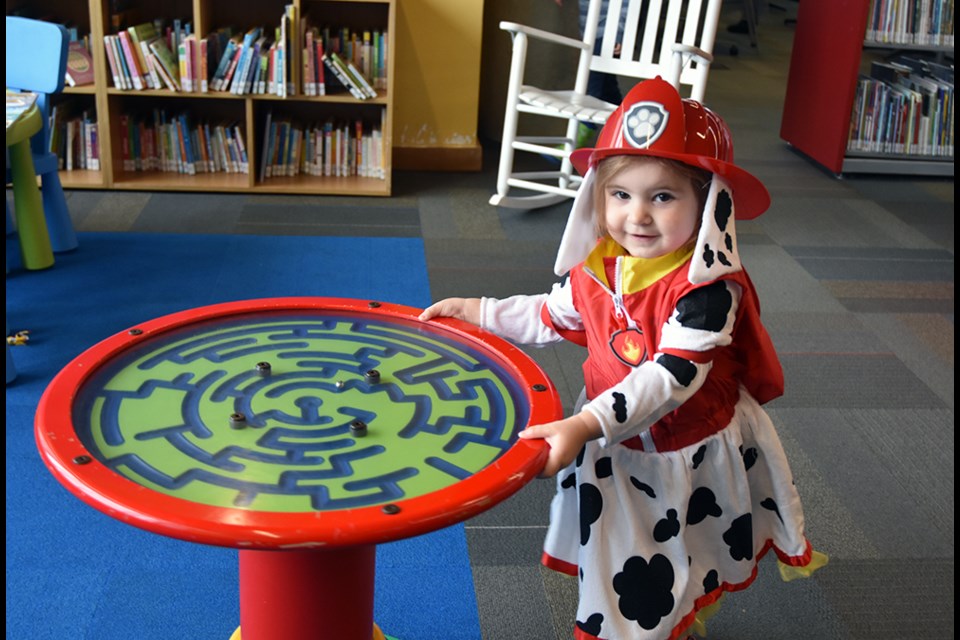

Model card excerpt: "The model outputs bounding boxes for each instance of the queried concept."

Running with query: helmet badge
[623,102,669,149]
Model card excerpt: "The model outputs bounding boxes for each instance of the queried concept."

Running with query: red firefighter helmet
[570,76,770,219]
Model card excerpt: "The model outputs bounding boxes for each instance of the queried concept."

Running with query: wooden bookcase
[779,0,953,177]
[7,0,396,195]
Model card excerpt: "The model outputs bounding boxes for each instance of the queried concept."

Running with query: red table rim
[35,297,561,549]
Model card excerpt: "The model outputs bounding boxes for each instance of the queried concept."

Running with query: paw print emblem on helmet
[623,101,669,149]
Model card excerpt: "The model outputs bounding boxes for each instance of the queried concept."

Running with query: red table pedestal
[238,546,377,640]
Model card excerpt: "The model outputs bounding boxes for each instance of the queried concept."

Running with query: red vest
[549,257,783,452]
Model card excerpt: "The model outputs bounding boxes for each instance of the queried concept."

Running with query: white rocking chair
[491,0,722,210]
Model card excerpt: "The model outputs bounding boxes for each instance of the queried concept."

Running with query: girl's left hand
[418,298,481,325]
[518,412,602,477]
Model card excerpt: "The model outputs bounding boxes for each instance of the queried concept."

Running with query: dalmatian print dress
[479,237,815,640]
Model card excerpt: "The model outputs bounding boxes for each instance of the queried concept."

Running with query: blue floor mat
[6,232,481,640]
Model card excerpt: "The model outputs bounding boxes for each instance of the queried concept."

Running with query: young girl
[420,77,826,640]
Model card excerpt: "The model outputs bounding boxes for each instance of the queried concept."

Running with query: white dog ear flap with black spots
[689,174,742,285]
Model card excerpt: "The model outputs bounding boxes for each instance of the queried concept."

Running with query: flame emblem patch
[623,102,668,149]
[609,328,646,367]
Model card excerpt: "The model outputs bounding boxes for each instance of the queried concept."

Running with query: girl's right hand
[519,412,602,478]
[418,298,482,325]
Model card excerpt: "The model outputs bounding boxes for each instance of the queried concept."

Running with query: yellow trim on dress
[683,552,828,638]
[779,550,829,581]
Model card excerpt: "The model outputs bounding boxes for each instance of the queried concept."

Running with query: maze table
[35,297,561,640]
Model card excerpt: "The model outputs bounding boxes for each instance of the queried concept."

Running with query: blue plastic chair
[6,16,78,253]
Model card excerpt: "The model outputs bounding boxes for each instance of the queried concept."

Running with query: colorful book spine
[377,31,387,91]
[89,122,100,171]
[127,23,160,88]
[258,52,269,94]
[193,126,208,172]
[185,35,197,93]
[118,31,144,90]
[333,51,375,99]
[342,54,377,98]
[180,115,197,174]
[242,39,264,95]
[266,45,277,94]
[229,44,249,94]
[322,53,364,100]
[362,31,372,80]
[149,39,181,91]
[210,39,237,91]
[118,115,132,170]
[225,126,239,172]
[304,29,316,96]
[221,44,244,93]
[266,119,279,178]
[178,39,191,92]
[139,40,162,90]
[150,50,176,91]
[286,4,299,95]
[103,35,123,89]
[114,36,134,89]
[278,13,288,97]
[234,124,248,173]
[198,36,209,92]
[315,38,326,95]
[259,110,273,181]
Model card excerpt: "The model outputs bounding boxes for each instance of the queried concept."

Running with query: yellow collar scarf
[584,238,694,294]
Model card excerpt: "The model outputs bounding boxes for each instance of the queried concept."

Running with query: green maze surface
[73,312,530,512]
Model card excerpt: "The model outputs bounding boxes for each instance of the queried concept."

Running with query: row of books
[302,26,388,98]
[48,107,100,171]
[118,111,249,175]
[334,27,388,91]
[103,8,386,98]
[319,50,378,100]
[208,26,273,95]
[259,110,386,182]
[103,21,187,91]
[41,108,387,178]
[270,4,387,98]
[865,0,955,46]
[847,56,954,157]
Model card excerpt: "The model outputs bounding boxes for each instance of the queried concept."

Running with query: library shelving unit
[9,0,396,196]
[779,0,953,177]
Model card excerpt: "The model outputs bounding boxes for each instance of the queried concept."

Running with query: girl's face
[602,159,701,259]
